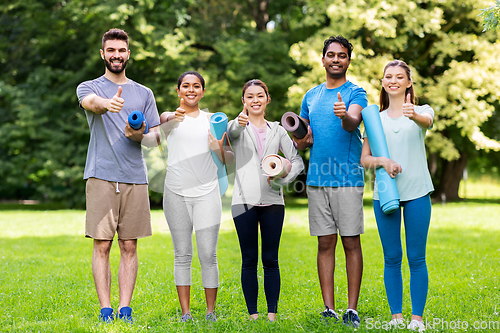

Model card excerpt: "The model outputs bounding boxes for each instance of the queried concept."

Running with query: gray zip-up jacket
[228,119,304,206]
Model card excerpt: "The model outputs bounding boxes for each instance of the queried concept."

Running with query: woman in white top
[360,60,434,332]
[160,71,233,323]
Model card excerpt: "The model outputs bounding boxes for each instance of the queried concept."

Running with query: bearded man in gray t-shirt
[76,28,161,324]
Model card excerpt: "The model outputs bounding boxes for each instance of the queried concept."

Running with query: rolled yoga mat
[262,154,292,178]
[361,104,400,214]
[281,112,308,139]
[209,112,229,196]
[128,110,149,134]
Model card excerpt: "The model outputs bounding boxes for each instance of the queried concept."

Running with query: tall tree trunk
[246,0,269,31]
[434,153,467,202]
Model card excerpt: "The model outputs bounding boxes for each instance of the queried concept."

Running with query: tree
[479,0,500,31]
[287,0,500,201]
[0,0,313,206]
[0,0,98,206]
[2,0,499,206]
[0,0,193,206]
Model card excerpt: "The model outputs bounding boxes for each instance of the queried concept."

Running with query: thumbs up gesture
[107,86,124,113]
[333,92,346,119]
[402,93,416,119]
[174,98,186,122]
[238,103,249,127]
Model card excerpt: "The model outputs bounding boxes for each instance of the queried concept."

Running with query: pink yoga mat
[262,154,292,178]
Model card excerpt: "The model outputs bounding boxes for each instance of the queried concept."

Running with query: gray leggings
[163,186,221,288]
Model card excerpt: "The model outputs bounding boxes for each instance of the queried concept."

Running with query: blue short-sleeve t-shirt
[300,81,368,187]
[77,76,161,184]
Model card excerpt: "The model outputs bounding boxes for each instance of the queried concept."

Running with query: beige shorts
[307,186,364,237]
[85,177,152,240]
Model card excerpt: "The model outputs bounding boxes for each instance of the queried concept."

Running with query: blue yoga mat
[362,104,400,214]
[209,112,229,196]
[128,110,149,134]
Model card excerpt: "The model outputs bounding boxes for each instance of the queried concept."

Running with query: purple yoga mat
[281,112,308,139]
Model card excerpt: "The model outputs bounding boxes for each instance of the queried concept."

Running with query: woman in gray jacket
[228,79,304,321]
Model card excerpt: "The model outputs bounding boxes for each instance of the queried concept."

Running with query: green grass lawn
[1,196,499,332]
[458,175,500,200]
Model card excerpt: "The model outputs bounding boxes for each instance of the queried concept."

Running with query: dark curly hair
[322,35,353,59]
[102,28,129,49]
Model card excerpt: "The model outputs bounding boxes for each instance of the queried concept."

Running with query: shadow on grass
[0,195,234,211]
[0,202,70,211]
[3,195,497,213]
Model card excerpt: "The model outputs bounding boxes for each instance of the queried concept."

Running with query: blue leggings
[232,204,284,315]
[373,194,431,317]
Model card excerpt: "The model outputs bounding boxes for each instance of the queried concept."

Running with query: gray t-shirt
[76,75,160,184]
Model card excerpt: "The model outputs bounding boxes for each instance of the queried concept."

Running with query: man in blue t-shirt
[76,28,161,324]
[294,35,368,328]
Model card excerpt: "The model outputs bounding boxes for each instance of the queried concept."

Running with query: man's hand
[293,125,313,150]
[333,92,346,119]
[106,86,124,113]
[125,119,145,142]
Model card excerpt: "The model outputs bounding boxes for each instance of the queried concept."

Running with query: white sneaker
[388,318,405,329]
[408,319,426,332]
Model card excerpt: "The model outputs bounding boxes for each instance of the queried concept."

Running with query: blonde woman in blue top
[360,60,434,332]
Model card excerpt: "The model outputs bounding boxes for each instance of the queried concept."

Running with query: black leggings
[232,204,285,315]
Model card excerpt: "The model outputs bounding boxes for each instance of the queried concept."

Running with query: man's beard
[104,56,128,74]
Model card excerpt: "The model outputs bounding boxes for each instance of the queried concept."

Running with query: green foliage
[287,0,500,197]
[0,0,97,206]
[479,0,500,31]
[1,0,500,205]
[0,0,313,206]
[203,31,298,121]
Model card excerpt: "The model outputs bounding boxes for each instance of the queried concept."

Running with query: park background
[1,0,500,332]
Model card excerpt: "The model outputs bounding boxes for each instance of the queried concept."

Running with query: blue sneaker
[321,306,339,324]
[99,307,114,323]
[342,309,360,328]
[117,306,133,324]
[181,311,194,322]
[205,312,217,322]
